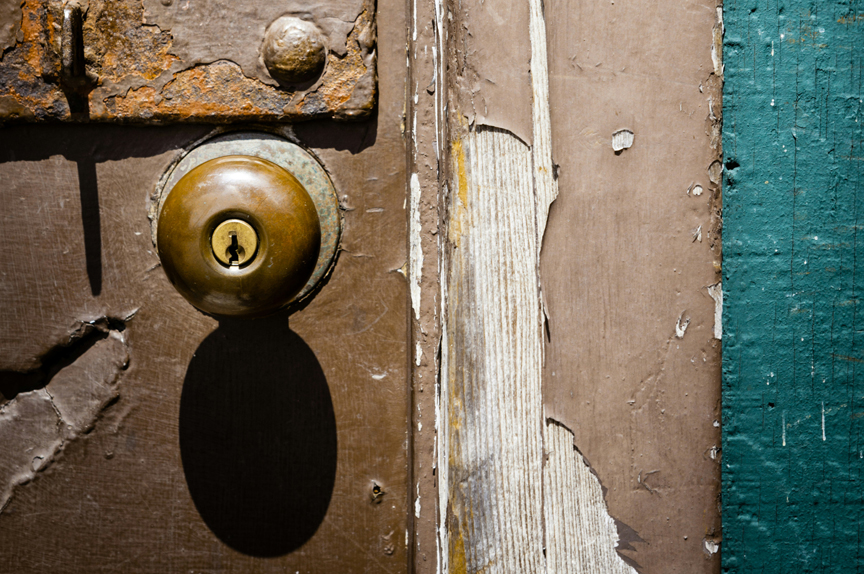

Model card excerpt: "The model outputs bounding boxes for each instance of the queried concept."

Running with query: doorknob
[156,155,322,317]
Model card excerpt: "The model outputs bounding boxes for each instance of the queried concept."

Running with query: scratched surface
[722,1,864,571]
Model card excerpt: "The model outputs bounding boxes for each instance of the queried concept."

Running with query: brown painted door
[0,4,410,573]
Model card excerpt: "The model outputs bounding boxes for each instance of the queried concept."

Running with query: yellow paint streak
[448,137,469,245]
[451,527,467,574]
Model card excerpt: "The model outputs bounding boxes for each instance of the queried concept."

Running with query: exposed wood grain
[438,0,645,567]
[528,0,558,238]
[544,419,637,574]
[442,126,545,573]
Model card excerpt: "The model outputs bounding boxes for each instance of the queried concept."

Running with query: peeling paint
[612,129,634,152]
[707,282,722,340]
[675,312,691,338]
[703,538,720,556]
[711,6,724,77]
[0,325,129,511]
[543,418,637,574]
[410,173,423,320]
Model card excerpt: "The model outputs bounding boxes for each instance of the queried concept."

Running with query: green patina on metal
[723,0,863,571]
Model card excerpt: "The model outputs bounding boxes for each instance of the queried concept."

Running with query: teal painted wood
[723,0,864,571]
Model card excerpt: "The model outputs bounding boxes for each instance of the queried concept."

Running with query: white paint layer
[676,312,691,338]
[708,282,723,339]
[543,419,638,574]
[612,129,635,152]
[410,173,423,320]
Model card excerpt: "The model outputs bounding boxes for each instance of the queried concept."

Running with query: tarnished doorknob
[156,155,321,317]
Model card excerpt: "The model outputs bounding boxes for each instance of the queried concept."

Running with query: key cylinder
[211,219,258,267]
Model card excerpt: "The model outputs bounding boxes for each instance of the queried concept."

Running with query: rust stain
[837,13,864,24]
[85,0,178,83]
[0,0,375,123]
[105,61,281,120]
[0,0,65,119]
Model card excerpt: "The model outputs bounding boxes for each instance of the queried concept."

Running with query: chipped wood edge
[407,0,448,566]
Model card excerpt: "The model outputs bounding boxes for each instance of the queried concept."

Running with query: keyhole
[226,232,242,265]
[211,219,257,267]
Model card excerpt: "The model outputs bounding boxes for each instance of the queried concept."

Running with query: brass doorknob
[156,155,321,317]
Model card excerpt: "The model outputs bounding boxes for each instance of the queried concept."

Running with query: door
[0,1,412,572]
[2,0,739,572]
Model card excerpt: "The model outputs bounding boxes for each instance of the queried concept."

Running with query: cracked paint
[0,324,129,511]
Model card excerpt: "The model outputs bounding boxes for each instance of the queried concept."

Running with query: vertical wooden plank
[407,0,448,564]
[723,0,864,571]
[438,0,655,567]
[539,0,724,570]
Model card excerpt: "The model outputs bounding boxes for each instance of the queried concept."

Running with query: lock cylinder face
[156,155,322,317]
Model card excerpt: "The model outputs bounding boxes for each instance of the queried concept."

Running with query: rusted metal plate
[0,0,376,123]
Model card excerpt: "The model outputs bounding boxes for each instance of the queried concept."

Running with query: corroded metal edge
[151,129,342,311]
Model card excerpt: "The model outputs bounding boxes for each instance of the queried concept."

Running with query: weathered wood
[442,126,545,573]
[406,0,448,564]
[437,0,649,567]
[544,419,636,574]
[539,0,724,570]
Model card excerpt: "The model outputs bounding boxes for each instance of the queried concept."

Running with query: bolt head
[262,17,327,85]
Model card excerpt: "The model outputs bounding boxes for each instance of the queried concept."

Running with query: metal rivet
[261,17,327,84]
[211,219,258,267]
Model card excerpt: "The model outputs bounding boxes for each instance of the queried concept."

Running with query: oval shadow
[179,316,337,557]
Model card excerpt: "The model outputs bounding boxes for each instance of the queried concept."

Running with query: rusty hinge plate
[0,0,376,123]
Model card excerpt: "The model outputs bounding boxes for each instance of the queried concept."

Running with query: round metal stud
[261,17,327,84]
